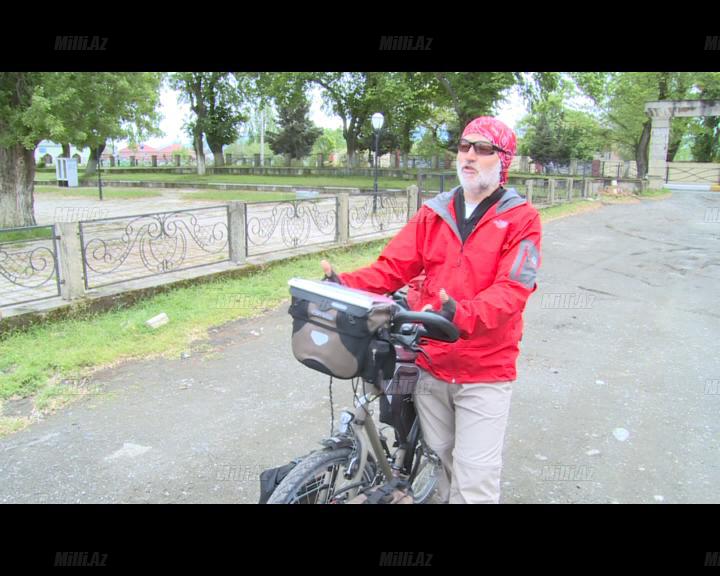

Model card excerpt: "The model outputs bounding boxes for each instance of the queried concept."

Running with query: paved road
[1,191,719,503]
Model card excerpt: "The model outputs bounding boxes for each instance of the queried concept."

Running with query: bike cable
[329,376,334,437]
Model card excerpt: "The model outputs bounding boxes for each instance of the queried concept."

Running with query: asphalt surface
[1,190,719,503]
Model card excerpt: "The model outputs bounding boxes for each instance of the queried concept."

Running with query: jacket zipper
[455,202,524,267]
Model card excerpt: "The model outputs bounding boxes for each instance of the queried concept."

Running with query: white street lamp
[372,112,385,132]
[371,113,385,212]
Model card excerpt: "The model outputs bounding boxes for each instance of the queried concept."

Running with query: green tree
[0,73,71,226]
[430,72,519,147]
[311,127,345,160]
[266,96,322,164]
[689,72,720,162]
[378,73,439,167]
[517,92,608,166]
[571,72,701,178]
[306,73,384,167]
[205,74,251,167]
[62,72,163,176]
[169,72,246,174]
[0,72,162,227]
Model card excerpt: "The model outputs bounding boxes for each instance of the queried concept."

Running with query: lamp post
[371,112,384,213]
[97,142,104,201]
[259,109,265,168]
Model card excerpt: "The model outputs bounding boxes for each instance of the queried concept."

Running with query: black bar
[52,223,62,298]
[77,205,229,225]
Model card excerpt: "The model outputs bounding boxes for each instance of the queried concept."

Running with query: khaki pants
[413,368,513,504]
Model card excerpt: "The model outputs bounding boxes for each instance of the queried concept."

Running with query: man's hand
[421,288,457,322]
[320,259,342,284]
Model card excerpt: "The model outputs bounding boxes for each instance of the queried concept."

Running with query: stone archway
[645,100,720,188]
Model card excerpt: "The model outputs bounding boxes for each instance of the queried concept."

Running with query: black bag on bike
[379,364,419,447]
[379,393,416,448]
[258,460,300,504]
[361,338,397,384]
[288,278,394,380]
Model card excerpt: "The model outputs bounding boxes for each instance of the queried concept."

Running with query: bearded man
[320,116,542,504]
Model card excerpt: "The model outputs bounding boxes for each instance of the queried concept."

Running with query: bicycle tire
[266,448,376,504]
[408,431,441,504]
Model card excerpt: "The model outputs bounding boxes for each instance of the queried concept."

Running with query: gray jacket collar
[424,186,527,243]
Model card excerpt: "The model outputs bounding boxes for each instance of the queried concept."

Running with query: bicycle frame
[278,284,456,503]
[321,359,425,501]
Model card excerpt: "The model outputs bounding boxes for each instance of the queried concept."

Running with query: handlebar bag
[288,278,394,379]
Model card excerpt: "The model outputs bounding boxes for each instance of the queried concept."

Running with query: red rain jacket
[339,187,542,384]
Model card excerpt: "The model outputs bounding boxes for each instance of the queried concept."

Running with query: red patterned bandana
[461,116,517,186]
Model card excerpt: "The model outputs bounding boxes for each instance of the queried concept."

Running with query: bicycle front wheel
[266,448,376,504]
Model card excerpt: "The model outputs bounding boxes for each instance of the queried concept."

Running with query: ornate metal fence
[78,206,230,289]
[349,193,409,240]
[0,225,61,308]
[244,198,338,257]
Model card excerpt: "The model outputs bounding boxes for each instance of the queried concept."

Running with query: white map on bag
[288,278,395,310]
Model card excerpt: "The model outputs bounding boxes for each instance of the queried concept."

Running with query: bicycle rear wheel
[266,448,377,504]
[407,430,442,504]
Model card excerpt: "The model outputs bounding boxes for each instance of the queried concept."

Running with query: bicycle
[265,286,459,504]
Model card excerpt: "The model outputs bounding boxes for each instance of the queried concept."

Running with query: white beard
[457,158,502,194]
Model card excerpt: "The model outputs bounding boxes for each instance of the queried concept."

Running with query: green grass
[537,199,602,222]
[180,191,301,202]
[34,172,57,181]
[0,239,389,409]
[0,416,28,436]
[34,186,163,199]
[637,188,672,198]
[74,172,409,190]
[0,226,54,243]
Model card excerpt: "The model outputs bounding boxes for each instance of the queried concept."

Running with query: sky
[130,84,531,151]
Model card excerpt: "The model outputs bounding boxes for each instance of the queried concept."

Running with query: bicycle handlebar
[391,309,459,343]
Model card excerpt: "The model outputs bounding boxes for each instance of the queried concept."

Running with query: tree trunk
[667,118,689,162]
[346,135,358,167]
[0,145,37,228]
[62,143,71,158]
[636,120,651,179]
[209,143,224,167]
[193,130,206,176]
[84,144,106,177]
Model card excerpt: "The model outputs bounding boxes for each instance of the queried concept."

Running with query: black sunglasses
[458,139,507,155]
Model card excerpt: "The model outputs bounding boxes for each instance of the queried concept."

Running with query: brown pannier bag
[288,278,394,380]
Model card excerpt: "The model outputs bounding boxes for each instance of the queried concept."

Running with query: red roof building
[117,144,159,160]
